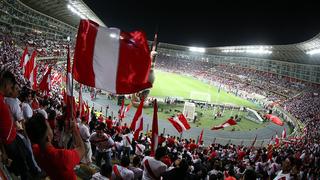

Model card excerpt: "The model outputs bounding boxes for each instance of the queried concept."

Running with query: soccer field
[143,103,266,130]
[150,70,258,109]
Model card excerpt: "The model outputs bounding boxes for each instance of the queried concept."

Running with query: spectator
[111,156,134,179]
[26,113,85,180]
[142,147,168,180]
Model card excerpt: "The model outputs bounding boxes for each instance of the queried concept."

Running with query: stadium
[0,0,319,179]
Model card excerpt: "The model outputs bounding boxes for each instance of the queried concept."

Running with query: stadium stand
[0,0,319,179]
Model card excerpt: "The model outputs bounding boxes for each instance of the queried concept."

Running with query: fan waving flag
[38,66,51,93]
[73,19,152,94]
[211,117,237,130]
[130,98,144,140]
[167,114,191,133]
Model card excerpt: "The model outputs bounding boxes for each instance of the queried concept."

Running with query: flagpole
[67,42,74,129]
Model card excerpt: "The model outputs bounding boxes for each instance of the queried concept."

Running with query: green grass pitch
[150,70,258,109]
[144,70,266,130]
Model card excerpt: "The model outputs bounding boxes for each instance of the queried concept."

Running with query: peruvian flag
[24,50,37,80]
[198,128,204,145]
[150,99,158,157]
[38,66,51,93]
[20,46,29,68]
[73,19,152,94]
[51,71,62,86]
[211,118,237,130]
[119,99,131,119]
[130,99,144,140]
[167,114,191,133]
[31,65,38,90]
[281,128,286,139]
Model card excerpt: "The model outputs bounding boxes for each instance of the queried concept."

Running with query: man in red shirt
[98,114,104,123]
[0,70,17,144]
[26,113,85,180]
[189,139,198,152]
[105,116,113,130]
[158,133,166,146]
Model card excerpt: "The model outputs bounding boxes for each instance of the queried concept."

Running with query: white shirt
[4,97,23,121]
[36,108,48,119]
[142,156,167,180]
[111,165,134,180]
[78,123,90,141]
[89,132,114,152]
[21,102,33,120]
[123,133,134,148]
[135,144,145,156]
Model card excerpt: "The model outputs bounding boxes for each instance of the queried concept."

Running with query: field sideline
[149,70,258,109]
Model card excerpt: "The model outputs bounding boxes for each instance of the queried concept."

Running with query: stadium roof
[158,32,320,65]
[19,0,320,65]
[20,0,105,28]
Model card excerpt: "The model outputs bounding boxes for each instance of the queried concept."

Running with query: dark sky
[83,0,320,47]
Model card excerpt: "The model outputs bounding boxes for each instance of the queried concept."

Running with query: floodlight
[189,47,206,53]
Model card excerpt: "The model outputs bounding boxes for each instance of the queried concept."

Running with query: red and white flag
[31,65,38,90]
[24,50,37,80]
[51,71,62,86]
[38,66,51,93]
[119,102,131,119]
[130,99,144,140]
[198,128,204,145]
[20,46,29,68]
[167,114,190,133]
[73,19,152,94]
[281,128,286,139]
[211,118,237,130]
[150,99,158,157]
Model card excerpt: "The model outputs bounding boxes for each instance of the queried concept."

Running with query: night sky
[83,0,320,47]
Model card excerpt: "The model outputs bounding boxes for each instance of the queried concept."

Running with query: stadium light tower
[189,47,206,53]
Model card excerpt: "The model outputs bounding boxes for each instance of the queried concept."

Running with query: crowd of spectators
[0,30,319,180]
